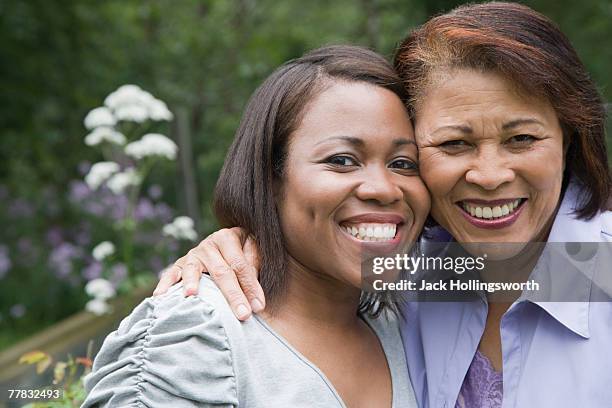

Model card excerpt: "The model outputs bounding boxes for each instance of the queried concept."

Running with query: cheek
[402,179,431,228]
[419,148,467,204]
[276,168,347,247]
[515,143,565,193]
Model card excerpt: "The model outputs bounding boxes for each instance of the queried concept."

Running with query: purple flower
[82,261,103,281]
[83,201,106,217]
[154,202,173,223]
[46,227,64,247]
[9,304,26,319]
[48,242,83,279]
[148,184,163,200]
[0,245,11,279]
[8,198,34,218]
[68,180,92,203]
[135,198,156,221]
[110,263,128,286]
[109,195,129,220]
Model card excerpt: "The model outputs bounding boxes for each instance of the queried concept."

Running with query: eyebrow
[501,118,545,130]
[431,118,545,136]
[315,136,416,147]
[431,125,472,136]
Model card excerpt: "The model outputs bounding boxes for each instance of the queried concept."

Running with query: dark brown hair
[213,45,407,314]
[394,1,610,219]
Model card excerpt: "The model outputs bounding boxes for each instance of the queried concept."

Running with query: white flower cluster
[84,107,116,130]
[84,161,120,190]
[92,241,115,261]
[85,127,126,146]
[104,84,174,123]
[85,278,116,315]
[162,216,198,241]
[83,84,173,148]
[125,133,178,160]
[106,168,141,194]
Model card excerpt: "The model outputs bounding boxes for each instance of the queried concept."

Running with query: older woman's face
[277,81,430,287]
[415,69,565,245]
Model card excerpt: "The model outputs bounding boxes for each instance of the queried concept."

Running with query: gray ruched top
[82,275,418,407]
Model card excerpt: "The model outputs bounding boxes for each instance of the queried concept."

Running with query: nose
[465,146,515,190]
[355,165,403,205]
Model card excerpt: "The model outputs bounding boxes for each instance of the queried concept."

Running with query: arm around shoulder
[82,287,238,407]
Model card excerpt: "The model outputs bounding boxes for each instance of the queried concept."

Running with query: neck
[262,256,363,331]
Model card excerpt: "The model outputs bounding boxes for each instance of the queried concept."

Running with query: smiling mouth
[457,198,527,220]
[340,222,399,242]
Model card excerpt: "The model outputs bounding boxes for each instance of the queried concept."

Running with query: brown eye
[327,155,358,166]
[440,140,469,148]
[389,158,417,171]
[508,134,537,144]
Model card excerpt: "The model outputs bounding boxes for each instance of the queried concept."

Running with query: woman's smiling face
[276,80,430,287]
[415,69,566,245]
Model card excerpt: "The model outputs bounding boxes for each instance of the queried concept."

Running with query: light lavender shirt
[402,180,612,408]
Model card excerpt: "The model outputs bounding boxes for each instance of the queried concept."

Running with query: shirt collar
[523,178,604,339]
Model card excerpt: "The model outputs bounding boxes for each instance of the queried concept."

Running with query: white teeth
[462,199,523,220]
[501,204,509,216]
[342,223,397,241]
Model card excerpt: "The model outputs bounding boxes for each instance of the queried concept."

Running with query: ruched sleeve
[82,287,238,407]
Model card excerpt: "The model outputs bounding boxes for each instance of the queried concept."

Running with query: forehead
[290,80,414,147]
[415,69,559,131]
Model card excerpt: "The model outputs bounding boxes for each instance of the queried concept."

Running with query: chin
[461,241,530,260]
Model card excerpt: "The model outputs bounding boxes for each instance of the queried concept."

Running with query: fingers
[153,264,182,296]
[244,235,261,272]
[201,241,253,320]
[211,229,264,313]
[181,252,206,296]
[242,236,265,312]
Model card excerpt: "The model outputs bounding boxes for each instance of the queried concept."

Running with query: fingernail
[250,299,264,313]
[236,304,250,319]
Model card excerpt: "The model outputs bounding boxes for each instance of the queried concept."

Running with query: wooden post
[174,106,201,231]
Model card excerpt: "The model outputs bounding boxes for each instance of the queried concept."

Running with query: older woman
[83,46,424,407]
[154,2,612,408]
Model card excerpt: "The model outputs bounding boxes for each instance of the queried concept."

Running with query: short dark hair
[213,45,407,314]
[394,1,611,219]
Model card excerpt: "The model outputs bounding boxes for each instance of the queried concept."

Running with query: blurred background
[0,0,610,403]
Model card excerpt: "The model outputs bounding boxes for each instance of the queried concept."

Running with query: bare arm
[153,227,265,320]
